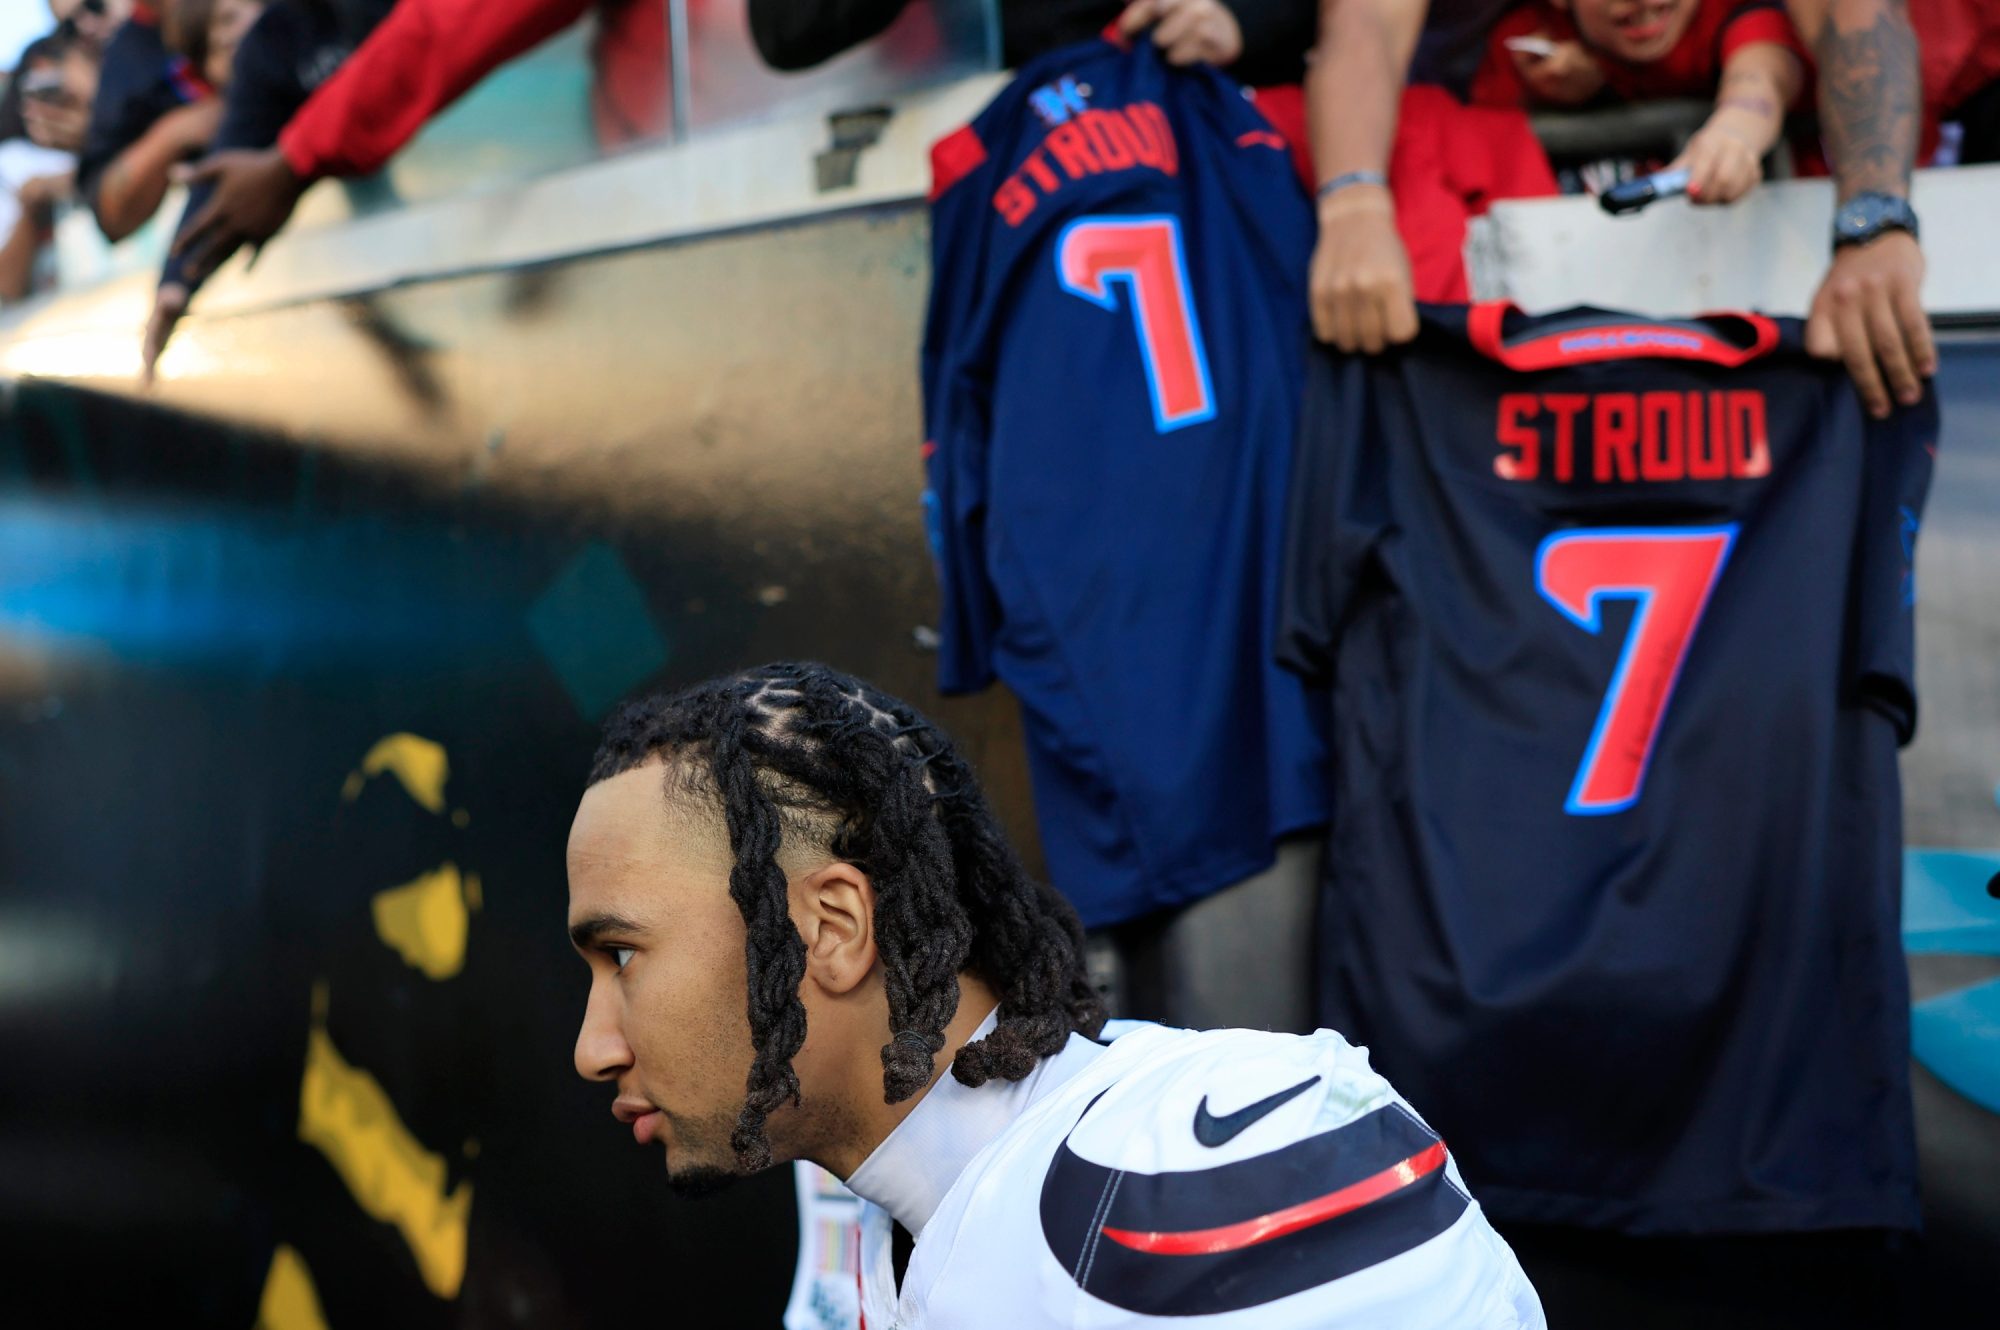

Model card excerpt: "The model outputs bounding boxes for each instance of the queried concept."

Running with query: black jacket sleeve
[748,0,915,72]
[159,4,323,294]
[1225,0,1314,88]
[749,0,1312,82]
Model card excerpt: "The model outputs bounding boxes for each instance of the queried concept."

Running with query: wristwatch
[1831,192,1920,250]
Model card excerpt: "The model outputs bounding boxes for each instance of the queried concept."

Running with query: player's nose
[574,983,633,1082]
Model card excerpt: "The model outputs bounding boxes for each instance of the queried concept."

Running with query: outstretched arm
[1671,41,1803,205]
[277,0,596,183]
[169,0,595,290]
[1306,0,1427,353]
[1791,0,1934,418]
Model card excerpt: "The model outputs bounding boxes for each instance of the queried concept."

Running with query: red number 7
[1536,526,1737,815]
[1055,215,1216,433]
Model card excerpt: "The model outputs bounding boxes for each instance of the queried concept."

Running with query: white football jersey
[839,1022,1545,1329]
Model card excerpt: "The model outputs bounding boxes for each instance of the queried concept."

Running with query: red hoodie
[277,0,667,181]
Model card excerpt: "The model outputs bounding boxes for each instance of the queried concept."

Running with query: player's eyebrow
[568,912,647,952]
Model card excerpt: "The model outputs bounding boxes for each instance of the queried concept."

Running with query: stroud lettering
[1493,390,1772,484]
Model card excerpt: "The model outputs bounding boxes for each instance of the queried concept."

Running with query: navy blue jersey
[1278,305,1935,1234]
[922,36,1327,927]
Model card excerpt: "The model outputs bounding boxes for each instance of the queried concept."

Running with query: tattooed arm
[1790,0,1935,417]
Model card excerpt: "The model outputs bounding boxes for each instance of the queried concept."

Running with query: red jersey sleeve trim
[929,125,987,202]
[1467,302,1780,369]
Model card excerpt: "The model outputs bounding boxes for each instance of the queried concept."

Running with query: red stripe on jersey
[1100,1141,1450,1256]
[1468,302,1780,369]
[930,126,988,202]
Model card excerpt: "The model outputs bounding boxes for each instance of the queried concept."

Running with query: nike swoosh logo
[1193,1075,1320,1147]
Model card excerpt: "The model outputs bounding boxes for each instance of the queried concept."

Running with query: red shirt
[278,0,667,181]
[1909,0,2000,116]
[1470,0,1807,108]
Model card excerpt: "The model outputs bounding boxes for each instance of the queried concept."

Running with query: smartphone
[1504,36,1559,59]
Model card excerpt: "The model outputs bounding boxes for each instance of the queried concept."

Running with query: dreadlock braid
[588,662,1105,1171]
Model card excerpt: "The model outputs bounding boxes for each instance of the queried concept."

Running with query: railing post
[668,0,693,143]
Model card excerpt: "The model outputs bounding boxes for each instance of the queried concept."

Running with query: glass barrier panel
[379,26,613,212]
[683,0,998,138]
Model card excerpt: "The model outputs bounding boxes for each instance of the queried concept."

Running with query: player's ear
[790,861,877,995]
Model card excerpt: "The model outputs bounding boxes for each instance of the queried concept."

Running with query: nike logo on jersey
[1192,1075,1319,1146]
[1041,1099,1466,1315]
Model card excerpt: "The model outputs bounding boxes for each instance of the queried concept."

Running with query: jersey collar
[844,1007,1105,1237]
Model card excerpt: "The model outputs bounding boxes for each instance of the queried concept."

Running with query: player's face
[1569,0,1696,62]
[567,765,759,1196]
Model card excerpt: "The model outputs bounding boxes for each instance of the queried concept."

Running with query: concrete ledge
[1471,164,2000,321]
[0,69,1007,374]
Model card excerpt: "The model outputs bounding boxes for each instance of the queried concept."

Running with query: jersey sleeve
[1718,0,1809,69]
[1845,388,1939,743]
[1035,1030,1546,1327]
[277,0,594,181]
[1276,347,1390,686]
[921,128,1003,694]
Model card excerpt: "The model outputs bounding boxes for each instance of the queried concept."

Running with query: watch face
[1832,195,1915,246]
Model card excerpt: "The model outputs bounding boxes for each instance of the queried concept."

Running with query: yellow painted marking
[371,864,471,980]
[342,734,449,814]
[254,1244,328,1330]
[298,1024,472,1298]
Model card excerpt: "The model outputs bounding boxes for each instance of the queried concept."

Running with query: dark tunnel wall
[0,206,1048,1329]
[0,206,1996,1325]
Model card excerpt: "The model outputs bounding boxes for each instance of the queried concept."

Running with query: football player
[567,662,1544,1327]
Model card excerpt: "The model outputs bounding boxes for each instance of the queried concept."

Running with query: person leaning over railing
[138,0,366,378]
[1468,0,1810,206]
[72,0,228,245]
[140,0,673,381]
[1,33,98,302]
[1306,0,1933,422]
[748,0,1316,89]
[87,1,266,247]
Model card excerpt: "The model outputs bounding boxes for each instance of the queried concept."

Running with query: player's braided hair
[587,662,1104,1170]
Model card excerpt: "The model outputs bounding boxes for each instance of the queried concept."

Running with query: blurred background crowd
[0,0,1994,374]
[0,4,1994,1327]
